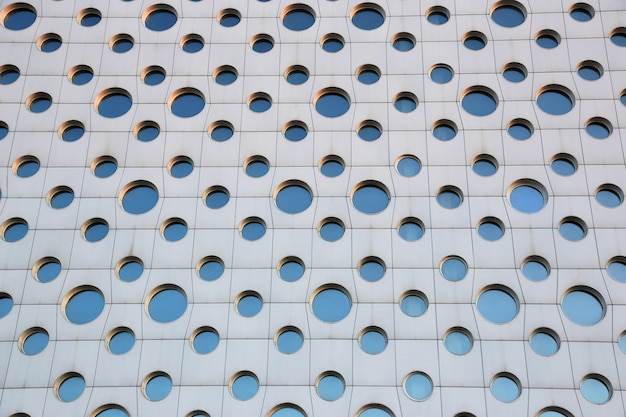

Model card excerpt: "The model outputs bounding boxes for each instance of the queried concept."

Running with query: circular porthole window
[96,88,132,118]
[248,92,272,113]
[278,257,305,282]
[535,29,561,49]
[397,218,425,241]
[197,256,225,282]
[319,155,345,177]
[490,373,521,403]
[558,217,587,241]
[536,85,575,115]
[235,291,263,317]
[134,121,160,142]
[316,371,345,401]
[13,155,40,178]
[161,218,188,242]
[550,153,578,176]
[284,65,309,85]
[351,3,385,30]
[393,92,418,113]
[120,180,159,214]
[432,119,457,141]
[146,285,187,323]
[169,88,205,118]
[358,326,387,354]
[352,181,390,214]
[318,217,345,242]
[461,86,499,116]
[32,257,62,283]
[440,256,468,282]
[477,217,505,241]
[508,179,548,214]
[37,33,62,52]
[400,290,428,317]
[320,33,345,52]
[426,6,449,25]
[569,3,595,22]
[58,120,85,142]
[92,156,117,178]
[275,326,303,354]
[47,186,74,209]
[521,256,550,282]
[2,3,37,30]
[358,257,386,282]
[204,186,230,209]
[19,327,49,355]
[109,34,134,53]
[580,374,612,404]
[250,34,274,53]
[561,287,605,326]
[1,217,28,242]
[463,31,487,50]
[502,62,527,82]
[356,64,381,84]
[315,88,351,118]
[191,326,219,354]
[444,327,473,355]
[282,4,316,31]
[142,372,172,401]
[477,285,519,324]
[213,65,237,85]
[209,120,234,142]
[142,4,178,31]
[472,154,499,177]
[490,1,527,28]
[392,32,415,51]
[507,118,534,140]
[106,327,135,354]
[180,34,204,53]
[81,218,109,242]
[240,217,266,241]
[68,65,94,85]
[436,186,463,209]
[530,328,560,356]
[311,285,351,323]
[274,181,313,214]
[77,8,101,27]
[63,285,105,324]
[26,92,52,113]
[403,372,434,401]
[0,65,20,85]
[230,371,259,400]
[218,8,241,27]
[116,256,144,283]
[596,184,624,208]
[167,156,194,178]
[585,117,613,139]
[141,66,166,85]
[55,372,85,402]
[577,60,603,80]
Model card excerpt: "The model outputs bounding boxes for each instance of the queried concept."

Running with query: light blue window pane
[393,37,414,51]
[611,32,626,46]
[94,159,117,178]
[441,257,467,281]
[285,125,307,141]
[351,8,384,30]
[237,294,263,317]
[437,190,461,209]
[171,93,204,117]
[596,188,622,208]
[279,261,304,282]
[145,374,172,401]
[559,220,586,241]
[352,185,389,214]
[193,329,219,354]
[427,11,448,25]
[359,260,385,282]
[317,374,344,401]
[400,293,427,317]
[316,93,350,117]
[478,221,504,241]
[570,8,593,22]
[232,374,259,400]
[65,289,105,324]
[530,331,558,356]
[404,373,433,400]
[561,290,604,325]
[477,289,518,324]
[357,69,380,84]
[320,159,344,177]
[109,329,135,354]
[312,288,351,323]
[50,189,73,209]
[37,259,62,282]
[444,330,472,355]
[148,288,187,323]
[241,221,265,241]
[508,122,533,140]
[551,158,576,176]
[319,221,344,242]
[199,259,224,281]
[491,375,520,402]
[396,156,421,177]
[586,122,610,138]
[581,377,610,404]
[275,185,312,214]
[205,189,229,209]
[271,406,305,417]
[118,260,143,282]
[96,407,129,417]
[536,90,573,115]
[522,260,549,281]
[398,220,424,241]
[58,375,85,402]
[22,330,49,355]
[578,66,601,80]
[357,124,381,141]
[122,184,158,214]
[4,221,28,241]
[359,329,387,354]
[430,66,453,83]
[394,96,417,112]
[276,329,303,354]
[509,185,545,213]
[619,334,626,353]
[0,294,13,318]
[432,123,456,141]
[607,260,626,282]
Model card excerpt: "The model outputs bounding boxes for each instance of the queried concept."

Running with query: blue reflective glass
[398,221,424,241]
[570,8,593,22]
[148,288,187,323]
[144,69,165,85]
[246,160,269,177]
[61,125,84,142]
[358,124,381,141]
[0,294,13,317]
[359,260,385,282]
[145,374,172,401]
[276,329,303,354]
[537,90,573,115]
[562,290,604,325]
[319,221,344,242]
[182,39,203,53]
[118,260,143,282]
[94,159,117,178]
[360,329,386,354]
[283,9,315,31]
[80,12,101,27]
[58,375,85,402]
[430,66,453,83]
[232,374,258,400]
[432,123,456,141]
[50,190,73,209]
[193,329,219,354]
[219,13,240,28]
[477,289,518,324]
[503,67,526,82]
[252,39,273,52]
[249,96,271,112]
[491,375,520,402]
[37,259,62,282]
[357,69,379,84]
[597,189,622,208]
[352,185,389,214]
[522,260,549,281]
[111,38,133,53]
[437,190,462,209]
[163,221,187,241]
[65,289,105,324]
[170,160,193,178]
[464,36,486,50]
[312,288,351,323]
[215,70,236,85]
[509,185,545,213]
[444,330,472,355]
[320,159,344,177]
[396,156,421,177]
[285,125,307,141]
[4,221,27,241]
[22,330,48,355]
[29,96,52,113]
[211,125,233,141]
[279,260,304,282]
[620,334,626,353]
[71,69,93,85]
[507,122,533,140]
[109,329,135,354]
[393,37,414,51]
[199,259,224,281]
[530,331,558,356]
[611,32,626,47]
[473,159,497,176]
[171,93,204,117]
[316,93,350,117]
[317,374,344,401]
[404,373,433,400]
[137,125,159,142]
[4,7,37,30]
[351,8,384,30]
[122,184,158,214]
[559,220,585,241]
[427,11,448,25]
[17,160,39,177]
[237,294,262,317]
[394,96,417,112]
[608,260,626,282]
[96,408,129,417]
[586,122,610,138]
[400,293,427,317]
[276,185,312,214]
[205,189,229,209]
[272,407,305,417]
[98,93,131,118]
[41,37,61,52]
[84,222,108,242]
[441,257,467,281]
[286,69,308,85]
[491,5,525,27]
[581,377,610,404]
[145,9,177,31]
[322,38,343,52]
[578,66,601,80]
[551,158,576,175]
[0,123,8,139]
[462,91,498,116]
[241,221,265,241]
[536,35,558,49]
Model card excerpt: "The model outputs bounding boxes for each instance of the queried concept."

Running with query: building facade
[1,1,626,416]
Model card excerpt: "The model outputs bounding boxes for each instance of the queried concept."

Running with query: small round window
[351,3,385,30]
[436,186,463,209]
[19,327,49,355]
[169,88,205,118]
[197,256,225,282]
[530,328,560,356]
[397,218,424,241]
[318,218,345,242]
[282,4,316,31]
[274,181,313,214]
[275,326,303,354]
[33,257,62,283]
[143,4,178,31]
[477,286,519,324]
[536,85,574,115]
[107,327,135,354]
[82,218,109,242]
[63,286,105,324]
[1,217,28,242]
[315,88,351,118]
[461,86,499,116]
[278,257,305,282]
[491,373,521,403]
[143,372,172,401]
[596,184,624,208]
[521,256,550,282]
[235,291,263,317]
[120,181,159,214]
[96,88,132,118]
[191,327,219,354]
[146,285,187,323]
[508,179,547,214]
[561,287,605,326]
[230,371,259,400]
[444,327,473,355]
[240,217,266,241]
[209,121,234,142]
[403,372,434,401]
[400,291,428,317]
[352,181,390,214]
[358,326,387,354]
[490,1,527,28]
[2,3,37,30]
[311,285,351,323]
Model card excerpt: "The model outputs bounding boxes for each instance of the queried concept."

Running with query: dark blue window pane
[137,125,160,142]
[462,90,498,116]
[71,68,93,85]
[322,38,343,52]
[215,70,237,85]
[65,289,105,324]
[320,158,344,177]
[50,189,74,209]
[170,160,193,178]
[40,37,62,52]
[246,160,269,177]
[118,260,143,282]
[143,68,165,85]
[537,90,573,115]
[551,157,576,176]
[357,69,380,84]
[283,9,315,31]
[570,7,593,22]
[586,121,611,139]
[536,34,559,49]
[94,159,117,178]
[478,221,504,241]
[84,221,108,242]
[111,38,134,53]
[0,294,13,317]
[252,38,273,53]
[80,11,101,27]
[182,39,204,52]
[352,184,389,214]
[285,124,307,141]
[16,159,40,177]
[357,124,381,141]
[97,92,132,118]
[611,32,626,46]
[394,96,417,112]
[351,8,384,30]
[430,66,453,83]
[0,122,8,139]
[0,67,19,85]
[4,7,37,30]
[286,69,308,85]
[241,221,266,241]
[437,190,462,209]
[148,288,187,323]
[503,67,526,82]
[275,184,312,214]
[491,5,526,27]
[392,36,414,51]
[508,121,533,140]
[4,220,28,241]
[559,220,586,241]
[170,92,204,117]
[464,36,486,50]
[61,125,84,142]
[578,66,601,80]
[162,220,187,241]
[398,220,424,241]
[249,96,271,112]
[145,8,177,31]
[433,123,456,141]
[122,183,158,214]
[211,124,233,141]
[473,158,497,176]
[316,92,350,117]
[36,259,62,283]
[29,96,52,113]
[219,12,240,28]
[205,188,229,209]
[427,11,448,25]
[279,260,304,282]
